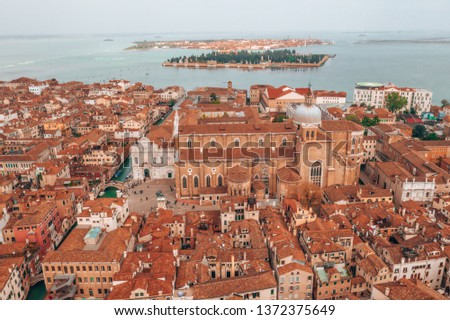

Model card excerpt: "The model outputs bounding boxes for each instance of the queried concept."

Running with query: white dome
[293,103,322,125]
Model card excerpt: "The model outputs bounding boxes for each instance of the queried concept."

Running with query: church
[130,110,178,181]
[173,88,365,203]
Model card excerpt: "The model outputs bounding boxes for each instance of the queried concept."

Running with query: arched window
[187,139,192,148]
[182,176,187,188]
[306,131,310,138]
[217,175,223,187]
[206,175,211,187]
[282,137,287,146]
[258,138,264,147]
[311,131,315,138]
[194,175,199,188]
[254,174,260,180]
[234,139,240,147]
[210,139,216,147]
[310,161,322,186]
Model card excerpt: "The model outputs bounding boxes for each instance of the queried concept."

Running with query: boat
[114,169,122,178]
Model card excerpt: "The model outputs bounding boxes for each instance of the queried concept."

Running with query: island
[126,38,334,51]
[162,49,331,69]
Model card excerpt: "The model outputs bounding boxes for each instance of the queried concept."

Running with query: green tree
[273,114,286,123]
[386,92,408,113]
[361,116,380,127]
[442,99,450,107]
[412,124,427,139]
[424,132,440,140]
[409,107,416,115]
[210,92,218,102]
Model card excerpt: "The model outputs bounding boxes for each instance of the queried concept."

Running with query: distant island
[162,49,331,70]
[126,38,334,51]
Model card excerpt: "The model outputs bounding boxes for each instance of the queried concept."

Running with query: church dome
[293,103,322,126]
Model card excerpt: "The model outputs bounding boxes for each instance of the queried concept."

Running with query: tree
[273,114,285,123]
[361,116,380,128]
[409,107,416,115]
[412,125,427,139]
[386,92,408,113]
[424,132,440,140]
[297,182,322,208]
[345,114,361,124]
[442,99,450,107]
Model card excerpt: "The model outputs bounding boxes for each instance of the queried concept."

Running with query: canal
[113,156,132,182]
[154,108,173,126]
[26,281,46,300]
[98,157,132,198]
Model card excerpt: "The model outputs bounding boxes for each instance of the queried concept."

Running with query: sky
[1,0,450,35]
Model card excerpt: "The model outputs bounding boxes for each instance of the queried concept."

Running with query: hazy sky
[1,0,450,35]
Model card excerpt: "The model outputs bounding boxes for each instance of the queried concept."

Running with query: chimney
[227,81,232,98]
[231,254,235,277]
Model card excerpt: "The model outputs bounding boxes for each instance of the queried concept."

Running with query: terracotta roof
[374,279,447,300]
[189,271,276,299]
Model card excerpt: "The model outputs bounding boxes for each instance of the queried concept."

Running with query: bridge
[30,273,44,286]
[100,180,127,193]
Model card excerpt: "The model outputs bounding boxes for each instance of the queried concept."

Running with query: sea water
[1,30,449,103]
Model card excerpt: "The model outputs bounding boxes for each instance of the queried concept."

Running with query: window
[193,176,199,188]
[310,161,322,186]
[217,175,223,187]
[282,137,287,146]
[206,175,211,187]
[210,139,216,147]
[234,139,240,147]
[182,176,187,189]
[187,139,192,148]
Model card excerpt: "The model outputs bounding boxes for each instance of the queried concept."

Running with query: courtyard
[126,178,220,215]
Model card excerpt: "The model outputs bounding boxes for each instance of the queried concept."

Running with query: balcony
[49,274,77,300]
